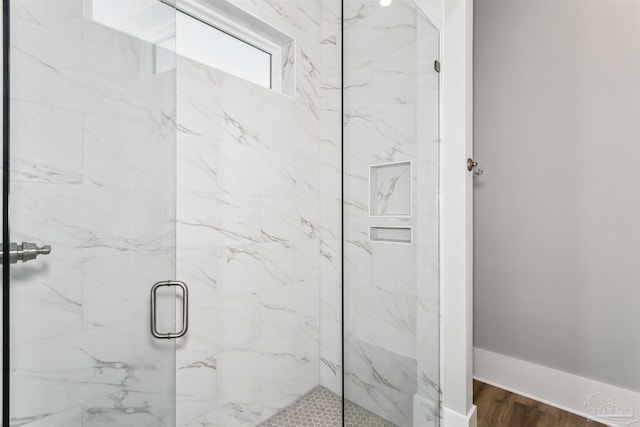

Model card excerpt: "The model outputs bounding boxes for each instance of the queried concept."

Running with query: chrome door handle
[150,280,189,339]
[0,241,52,264]
[467,158,484,176]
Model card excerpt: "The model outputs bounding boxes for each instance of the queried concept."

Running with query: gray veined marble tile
[81,251,174,329]
[370,161,412,216]
[83,113,174,190]
[82,390,175,427]
[177,191,262,248]
[10,256,83,345]
[413,394,440,427]
[216,142,297,197]
[344,339,418,426]
[9,405,82,427]
[177,133,218,193]
[11,99,83,184]
[343,0,417,67]
[177,286,261,358]
[260,280,320,335]
[178,57,266,148]
[216,241,311,294]
[216,325,318,420]
[261,196,320,242]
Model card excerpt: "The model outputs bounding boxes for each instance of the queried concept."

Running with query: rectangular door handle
[150,280,189,339]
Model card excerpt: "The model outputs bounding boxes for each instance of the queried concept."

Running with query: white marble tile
[260,280,320,335]
[177,286,261,360]
[343,0,417,67]
[177,133,218,193]
[343,240,372,291]
[217,240,319,295]
[320,0,342,40]
[82,251,174,329]
[352,289,417,358]
[11,99,83,184]
[413,394,440,427]
[12,13,123,117]
[217,142,296,197]
[177,397,218,427]
[320,311,343,396]
[10,257,82,344]
[320,239,341,297]
[83,113,173,190]
[416,285,440,402]
[10,405,82,427]
[177,191,262,248]
[261,361,318,419]
[13,0,83,38]
[177,57,264,146]
[344,338,417,426]
[11,317,175,421]
[216,326,317,418]
[82,390,175,427]
[10,184,173,257]
[176,355,218,426]
[260,197,320,242]
[320,197,341,240]
[176,247,218,290]
[371,242,417,296]
[257,95,307,155]
[295,153,321,198]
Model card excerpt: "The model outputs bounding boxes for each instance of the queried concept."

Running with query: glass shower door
[5,1,178,425]
[343,0,441,425]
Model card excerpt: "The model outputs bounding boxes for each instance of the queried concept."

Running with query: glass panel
[172,1,331,426]
[343,0,441,425]
[7,0,177,425]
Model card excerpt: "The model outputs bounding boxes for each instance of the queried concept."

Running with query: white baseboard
[474,347,640,426]
[443,405,477,427]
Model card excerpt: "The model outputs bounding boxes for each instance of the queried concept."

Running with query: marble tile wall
[8,0,178,426]
[174,1,336,426]
[342,0,440,426]
[319,0,344,397]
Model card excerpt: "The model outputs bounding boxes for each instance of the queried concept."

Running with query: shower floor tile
[344,400,397,427]
[259,386,396,427]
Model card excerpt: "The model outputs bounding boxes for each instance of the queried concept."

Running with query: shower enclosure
[1,0,440,426]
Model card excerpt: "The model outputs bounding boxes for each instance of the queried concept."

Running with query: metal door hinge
[434,60,441,73]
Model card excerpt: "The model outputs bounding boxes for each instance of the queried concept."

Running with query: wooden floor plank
[474,380,606,427]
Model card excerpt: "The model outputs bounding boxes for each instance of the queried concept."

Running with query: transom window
[84,0,295,95]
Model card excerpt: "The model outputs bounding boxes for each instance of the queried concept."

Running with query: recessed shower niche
[369,161,412,217]
[369,226,412,244]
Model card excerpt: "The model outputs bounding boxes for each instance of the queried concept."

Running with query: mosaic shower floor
[260,386,397,427]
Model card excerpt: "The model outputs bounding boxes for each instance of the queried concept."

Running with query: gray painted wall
[474,0,640,392]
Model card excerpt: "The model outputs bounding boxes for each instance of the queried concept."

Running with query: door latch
[467,158,484,176]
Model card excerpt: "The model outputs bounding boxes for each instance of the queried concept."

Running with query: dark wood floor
[474,381,606,427]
